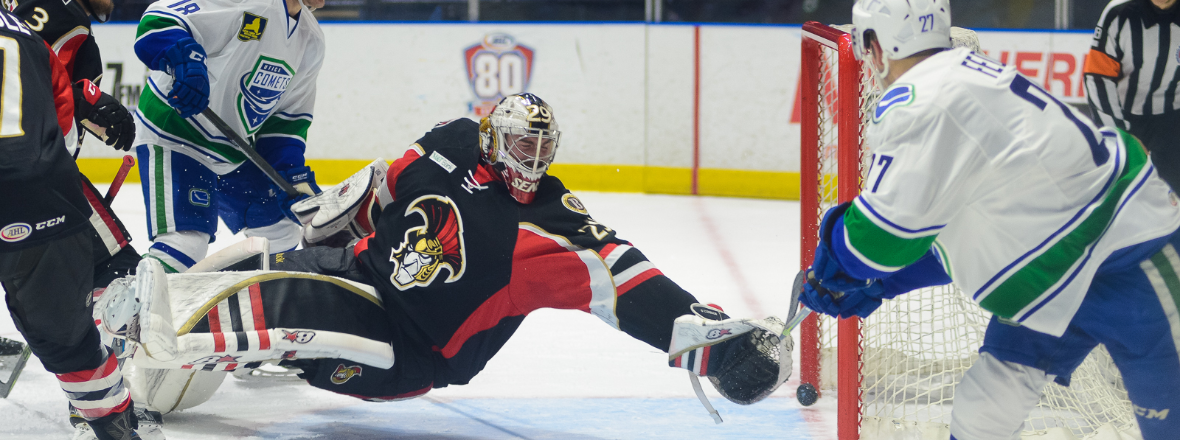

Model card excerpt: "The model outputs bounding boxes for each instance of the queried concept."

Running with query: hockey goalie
[96,94,792,422]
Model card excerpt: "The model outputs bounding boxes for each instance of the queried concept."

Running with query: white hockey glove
[291,158,387,248]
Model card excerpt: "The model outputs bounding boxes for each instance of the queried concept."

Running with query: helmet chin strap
[868,48,892,87]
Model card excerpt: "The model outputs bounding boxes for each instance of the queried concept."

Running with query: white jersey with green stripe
[133,0,324,173]
[852,48,1180,336]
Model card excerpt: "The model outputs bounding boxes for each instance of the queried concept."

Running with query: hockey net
[798,22,1139,440]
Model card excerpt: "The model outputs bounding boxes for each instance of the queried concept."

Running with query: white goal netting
[805,23,1140,440]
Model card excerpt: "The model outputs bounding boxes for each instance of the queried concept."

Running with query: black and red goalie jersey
[9,0,101,83]
[0,11,93,251]
[338,118,700,399]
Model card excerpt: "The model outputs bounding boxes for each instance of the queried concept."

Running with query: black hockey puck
[797,383,819,406]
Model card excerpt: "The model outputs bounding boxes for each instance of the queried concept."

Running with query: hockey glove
[273,166,321,223]
[159,37,209,118]
[799,271,885,319]
[72,79,135,151]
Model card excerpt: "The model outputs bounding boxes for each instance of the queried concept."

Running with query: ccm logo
[1134,405,1170,420]
[36,216,66,230]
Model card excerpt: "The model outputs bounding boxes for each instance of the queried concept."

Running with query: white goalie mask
[852,0,952,81]
[479,94,561,204]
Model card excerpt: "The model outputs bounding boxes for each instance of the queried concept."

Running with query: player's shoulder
[0,8,47,45]
[12,0,90,37]
[873,48,989,124]
[410,118,481,163]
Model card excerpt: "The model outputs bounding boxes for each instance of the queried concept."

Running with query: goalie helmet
[479,93,561,204]
[851,0,952,64]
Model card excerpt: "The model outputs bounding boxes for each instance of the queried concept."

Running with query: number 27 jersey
[847,48,1180,337]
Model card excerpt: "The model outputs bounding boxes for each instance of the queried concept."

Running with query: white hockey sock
[950,352,1054,440]
[147,230,210,273]
[244,219,302,253]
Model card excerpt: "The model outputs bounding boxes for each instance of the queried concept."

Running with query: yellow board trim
[76,158,801,201]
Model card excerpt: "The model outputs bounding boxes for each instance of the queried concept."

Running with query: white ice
[0,183,840,439]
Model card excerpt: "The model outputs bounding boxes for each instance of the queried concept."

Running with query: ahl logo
[238,56,295,134]
[705,328,733,339]
[389,195,466,290]
[873,84,915,123]
[337,183,352,197]
[330,364,362,384]
[237,12,267,42]
[1,222,31,242]
[189,354,240,365]
[464,33,535,117]
[281,330,316,343]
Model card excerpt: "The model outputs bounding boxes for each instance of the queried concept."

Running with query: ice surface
[0,184,838,439]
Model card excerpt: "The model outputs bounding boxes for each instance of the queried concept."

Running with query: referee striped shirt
[1084,0,1180,130]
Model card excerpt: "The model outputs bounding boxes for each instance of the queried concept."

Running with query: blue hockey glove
[273,166,321,223]
[799,270,886,319]
[160,37,209,118]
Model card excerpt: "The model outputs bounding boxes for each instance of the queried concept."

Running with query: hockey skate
[96,259,179,363]
[668,304,793,422]
[69,403,163,440]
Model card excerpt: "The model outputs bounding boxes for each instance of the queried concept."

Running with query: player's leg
[0,231,139,440]
[270,246,367,284]
[1094,241,1180,439]
[218,161,303,253]
[136,145,218,273]
[950,313,1098,440]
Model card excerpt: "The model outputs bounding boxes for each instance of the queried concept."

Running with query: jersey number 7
[1009,75,1109,166]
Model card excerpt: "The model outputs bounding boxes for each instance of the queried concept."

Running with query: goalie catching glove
[73,79,135,151]
[668,304,792,422]
[290,158,387,247]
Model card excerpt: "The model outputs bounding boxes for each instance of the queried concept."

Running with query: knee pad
[244,219,302,253]
[147,231,210,273]
[126,365,226,414]
[951,352,1055,440]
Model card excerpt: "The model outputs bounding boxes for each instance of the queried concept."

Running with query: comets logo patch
[561,193,588,215]
[281,330,316,343]
[236,12,267,42]
[389,196,466,290]
[873,84,915,123]
[330,364,362,384]
[238,56,295,134]
[705,329,733,339]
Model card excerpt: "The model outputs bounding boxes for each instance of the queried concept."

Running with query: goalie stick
[199,109,308,198]
[0,338,31,399]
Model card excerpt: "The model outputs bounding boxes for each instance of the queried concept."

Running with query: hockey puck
[797,383,819,406]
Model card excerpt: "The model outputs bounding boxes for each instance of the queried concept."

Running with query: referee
[1085,0,1180,190]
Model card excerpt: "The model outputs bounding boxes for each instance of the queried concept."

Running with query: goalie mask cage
[799,22,1140,440]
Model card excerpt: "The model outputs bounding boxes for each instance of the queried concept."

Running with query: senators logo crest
[389,195,466,290]
[330,364,362,384]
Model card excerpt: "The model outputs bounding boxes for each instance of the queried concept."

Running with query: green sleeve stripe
[980,129,1149,318]
[843,202,938,271]
[257,116,312,141]
[137,87,247,164]
[136,15,184,38]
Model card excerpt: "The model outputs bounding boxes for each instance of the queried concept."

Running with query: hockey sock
[244,220,301,253]
[146,230,210,273]
[56,348,131,421]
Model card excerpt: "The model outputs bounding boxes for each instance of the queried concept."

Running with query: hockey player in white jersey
[131,0,325,273]
[800,1,1180,439]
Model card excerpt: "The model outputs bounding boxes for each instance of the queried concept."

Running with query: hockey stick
[199,108,302,198]
[104,155,136,204]
[785,269,844,407]
[0,339,31,399]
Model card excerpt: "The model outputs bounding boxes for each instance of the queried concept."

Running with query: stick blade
[0,341,32,398]
[788,269,807,322]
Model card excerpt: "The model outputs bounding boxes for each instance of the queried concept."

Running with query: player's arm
[134,0,238,118]
[48,42,79,154]
[1083,4,1127,130]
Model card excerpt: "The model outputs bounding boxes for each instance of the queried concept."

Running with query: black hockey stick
[199,108,302,198]
[786,269,844,407]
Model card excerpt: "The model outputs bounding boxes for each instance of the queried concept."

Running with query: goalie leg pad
[669,306,793,405]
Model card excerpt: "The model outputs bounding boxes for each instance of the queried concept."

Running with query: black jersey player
[95,94,793,423]
[0,9,144,440]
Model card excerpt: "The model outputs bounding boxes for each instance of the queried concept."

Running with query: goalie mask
[851,0,952,82]
[479,94,561,204]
